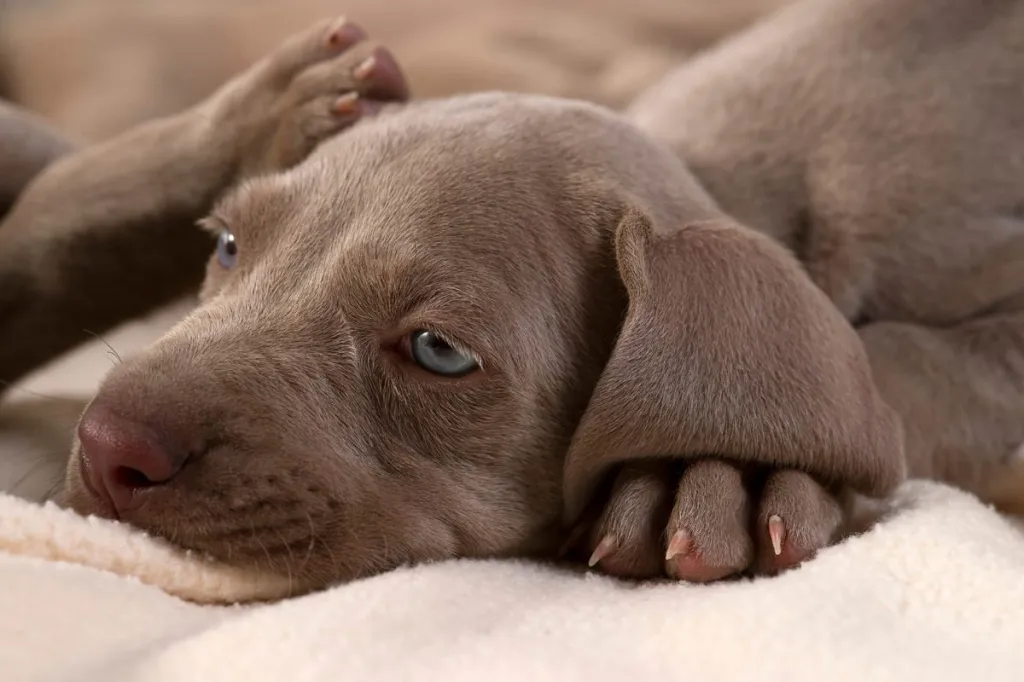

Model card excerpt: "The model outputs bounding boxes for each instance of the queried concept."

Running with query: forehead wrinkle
[330,229,556,376]
[219,170,351,299]
[333,227,496,320]
[207,263,359,371]
[322,206,570,383]
[217,190,355,326]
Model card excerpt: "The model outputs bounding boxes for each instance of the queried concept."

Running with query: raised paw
[202,17,410,178]
[582,460,848,582]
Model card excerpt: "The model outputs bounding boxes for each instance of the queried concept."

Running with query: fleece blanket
[1,481,1023,682]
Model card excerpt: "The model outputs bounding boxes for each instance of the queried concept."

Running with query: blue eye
[409,330,479,377]
[216,229,238,269]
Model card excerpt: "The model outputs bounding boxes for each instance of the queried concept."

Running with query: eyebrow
[206,175,303,237]
[406,301,520,376]
[196,214,228,236]
[340,252,515,365]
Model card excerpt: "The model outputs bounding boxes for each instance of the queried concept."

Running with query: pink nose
[76,403,187,515]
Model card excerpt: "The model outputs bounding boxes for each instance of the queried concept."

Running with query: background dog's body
[1,0,1023,588]
[630,0,1024,502]
[0,0,788,140]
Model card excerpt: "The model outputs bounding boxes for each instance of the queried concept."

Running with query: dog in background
[0,0,788,140]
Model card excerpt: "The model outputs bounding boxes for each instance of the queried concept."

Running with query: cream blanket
[1,481,1023,682]
[2,310,1023,681]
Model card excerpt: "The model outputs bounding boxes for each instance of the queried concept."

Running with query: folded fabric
[1,480,1022,682]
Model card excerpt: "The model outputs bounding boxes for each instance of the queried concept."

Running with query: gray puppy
[3,0,1022,591]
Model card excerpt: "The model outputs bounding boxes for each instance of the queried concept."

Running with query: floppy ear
[563,209,905,523]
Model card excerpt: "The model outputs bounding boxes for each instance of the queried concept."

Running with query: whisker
[379,527,391,569]
[275,529,297,598]
[250,517,276,574]
[300,511,317,572]
[5,459,59,497]
[83,329,123,366]
[0,379,67,403]
[41,479,66,504]
[165,522,181,546]
[321,535,342,580]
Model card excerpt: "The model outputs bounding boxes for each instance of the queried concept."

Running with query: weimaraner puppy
[2,0,1022,591]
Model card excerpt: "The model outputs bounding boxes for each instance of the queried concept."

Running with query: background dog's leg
[0,103,88,499]
[0,18,408,393]
[859,313,1024,514]
[0,101,75,218]
[0,105,219,391]
[0,102,195,499]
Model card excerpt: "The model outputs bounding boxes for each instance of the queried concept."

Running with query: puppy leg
[0,101,75,217]
[859,313,1024,514]
[583,309,1024,580]
[581,310,1024,582]
[0,18,409,390]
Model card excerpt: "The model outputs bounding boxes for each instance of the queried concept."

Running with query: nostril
[113,465,162,490]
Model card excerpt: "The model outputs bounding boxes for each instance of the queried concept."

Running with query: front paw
[203,17,410,178]
[582,460,848,581]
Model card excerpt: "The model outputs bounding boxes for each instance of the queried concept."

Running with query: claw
[353,55,377,81]
[332,92,359,114]
[326,18,366,49]
[665,528,693,561]
[588,534,617,567]
[768,514,785,556]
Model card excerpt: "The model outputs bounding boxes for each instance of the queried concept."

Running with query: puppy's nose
[76,403,187,515]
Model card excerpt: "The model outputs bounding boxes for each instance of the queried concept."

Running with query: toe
[665,459,753,582]
[585,462,674,579]
[325,18,369,52]
[754,469,846,574]
[264,17,369,83]
[291,43,409,105]
[351,47,411,101]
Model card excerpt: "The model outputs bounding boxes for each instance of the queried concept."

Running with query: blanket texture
[1,481,1022,682]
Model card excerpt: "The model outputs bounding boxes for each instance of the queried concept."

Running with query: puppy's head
[62,94,901,590]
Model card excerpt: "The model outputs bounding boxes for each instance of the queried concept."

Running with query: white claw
[588,534,617,567]
[665,528,693,561]
[768,514,786,556]
[353,55,377,80]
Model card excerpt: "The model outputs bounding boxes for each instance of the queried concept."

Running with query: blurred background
[0,0,790,141]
